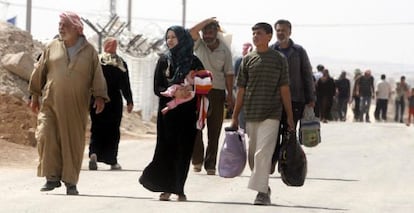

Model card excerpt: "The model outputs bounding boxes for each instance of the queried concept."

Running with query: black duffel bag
[278,130,307,186]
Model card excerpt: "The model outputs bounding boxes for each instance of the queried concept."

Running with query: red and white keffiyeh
[59,11,84,35]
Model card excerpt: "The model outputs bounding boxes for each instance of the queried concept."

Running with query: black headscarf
[165,25,194,84]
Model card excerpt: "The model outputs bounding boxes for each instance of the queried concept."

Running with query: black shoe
[40,181,61,191]
[66,184,79,195]
[206,169,216,175]
[89,153,98,170]
[254,187,271,205]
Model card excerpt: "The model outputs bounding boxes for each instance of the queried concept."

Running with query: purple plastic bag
[218,129,247,178]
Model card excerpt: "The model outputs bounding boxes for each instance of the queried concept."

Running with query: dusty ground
[0,21,156,169]
[1,121,414,213]
[0,93,37,145]
[0,93,37,168]
[0,92,156,169]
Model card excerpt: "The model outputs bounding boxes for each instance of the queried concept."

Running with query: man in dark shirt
[356,70,375,122]
[269,19,315,173]
[335,71,351,121]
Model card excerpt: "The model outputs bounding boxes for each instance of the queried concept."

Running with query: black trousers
[374,99,388,120]
[271,102,305,165]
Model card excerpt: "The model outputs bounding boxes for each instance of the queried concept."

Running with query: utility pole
[127,0,131,31]
[110,0,116,16]
[182,0,186,27]
[26,0,31,32]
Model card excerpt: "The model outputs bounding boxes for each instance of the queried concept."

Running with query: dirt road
[1,121,413,213]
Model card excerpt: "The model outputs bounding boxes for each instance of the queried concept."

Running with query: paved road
[1,121,413,213]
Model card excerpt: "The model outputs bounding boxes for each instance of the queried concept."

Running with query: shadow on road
[48,193,348,211]
[81,169,142,172]
[49,193,152,200]
[234,174,359,182]
[184,199,348,211]
[304,177,359,182]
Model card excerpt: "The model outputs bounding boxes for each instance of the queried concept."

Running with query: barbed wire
[2,1,414,28]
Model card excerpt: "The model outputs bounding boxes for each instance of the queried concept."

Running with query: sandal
[159,192,171,201]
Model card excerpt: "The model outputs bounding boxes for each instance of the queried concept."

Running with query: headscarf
[99,37,126,72]
[103,37,117,54]
[59,11,84,35]
[165,25,194,84]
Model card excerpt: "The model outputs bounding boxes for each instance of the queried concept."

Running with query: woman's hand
[126,103,133,113]
[174,85,193,99]
[93,97,105,114]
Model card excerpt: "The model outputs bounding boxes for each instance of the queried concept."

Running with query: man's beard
[204,38,217,46]
[277,36,289,44]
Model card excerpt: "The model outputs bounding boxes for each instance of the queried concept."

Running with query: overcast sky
[2,0,414,72]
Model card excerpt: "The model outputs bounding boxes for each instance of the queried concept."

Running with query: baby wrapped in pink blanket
[160,71,196,114]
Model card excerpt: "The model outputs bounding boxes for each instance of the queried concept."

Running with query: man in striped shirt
[230,22,294,206]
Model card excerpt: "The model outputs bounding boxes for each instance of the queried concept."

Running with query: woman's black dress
[139,55,204,195]
[89,60,133,165]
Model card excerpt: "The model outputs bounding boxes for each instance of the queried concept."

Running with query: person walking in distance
[316,68,336,123]
[234,42,253,77]
[406,88,414,126]
[88,37,134,171]
[28,11,109,195]
[351,69,363,121]
[189,17,234,175]
[395,76,410,123]
[269,19,315,173]
[233,42,253,130]
[313,64,325,117]
[230,22,293,205]
[335,71,351,121]
[373,74,391,122]
[356,69,375,123]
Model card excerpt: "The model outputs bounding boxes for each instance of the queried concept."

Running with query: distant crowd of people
[311,64,413,126]
[27,10,412,207]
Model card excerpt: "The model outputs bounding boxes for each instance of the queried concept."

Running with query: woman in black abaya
[139,25,204,201]
[88,37,133,170]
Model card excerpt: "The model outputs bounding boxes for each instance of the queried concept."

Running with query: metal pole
[110,0,116,16]
[182,0,186,27]
[26,0,31,32]
[127,0,131,31]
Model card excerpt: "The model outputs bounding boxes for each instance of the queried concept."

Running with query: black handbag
[278,130,307,186]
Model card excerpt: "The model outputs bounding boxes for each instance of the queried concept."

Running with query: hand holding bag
[278,130,307,186]
[218,127,247,178]
[299,106,321,147]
